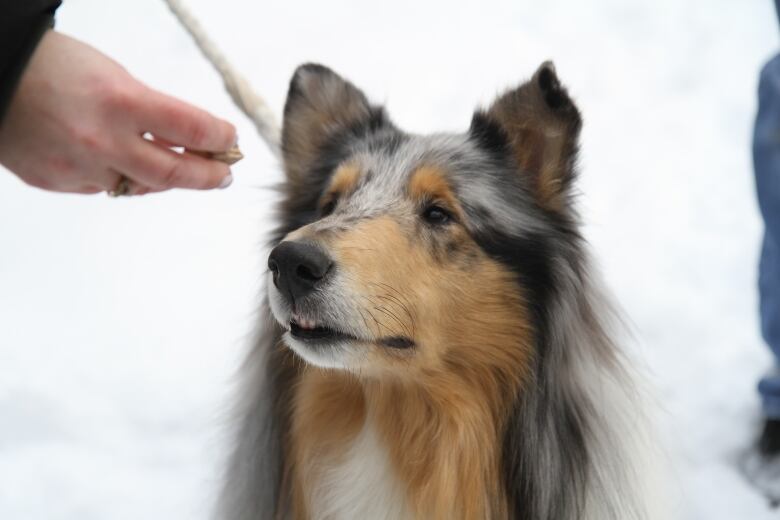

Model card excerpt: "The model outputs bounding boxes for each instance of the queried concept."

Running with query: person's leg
[759,236,780,417]
[740,38,780,503]
[755,53,780,452]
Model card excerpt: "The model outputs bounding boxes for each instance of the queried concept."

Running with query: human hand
[0,30,237,195]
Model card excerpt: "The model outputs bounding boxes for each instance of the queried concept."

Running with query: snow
[0,0,776,517]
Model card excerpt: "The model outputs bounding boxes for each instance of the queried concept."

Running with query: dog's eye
[422,205,452,225]
[320,199,337,218]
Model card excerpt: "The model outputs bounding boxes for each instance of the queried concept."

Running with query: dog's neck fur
[289,367,511,520]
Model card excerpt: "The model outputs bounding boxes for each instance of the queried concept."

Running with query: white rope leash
[162,0,282,160]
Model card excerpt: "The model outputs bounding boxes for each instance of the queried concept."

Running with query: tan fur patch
[288,169,536,518]
[328,163,361,197]
[320,163,361,212]
[407,166,464,219]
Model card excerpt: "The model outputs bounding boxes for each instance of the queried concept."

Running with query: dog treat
[190,145,244,165]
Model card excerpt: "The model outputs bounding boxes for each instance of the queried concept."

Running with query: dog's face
[269,144,529,375]
[268,63,581,379]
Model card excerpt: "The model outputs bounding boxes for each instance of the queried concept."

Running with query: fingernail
[219,173,233,189]
[233,133,239,148]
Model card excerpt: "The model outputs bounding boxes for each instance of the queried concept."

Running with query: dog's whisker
[372,305,411,338]
[373,294,415,334]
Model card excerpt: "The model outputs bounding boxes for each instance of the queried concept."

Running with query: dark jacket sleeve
[0,0,62,123]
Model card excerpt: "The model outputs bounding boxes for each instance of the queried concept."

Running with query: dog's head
[268,63,582,380]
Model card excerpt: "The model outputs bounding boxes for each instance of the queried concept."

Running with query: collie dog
[218,62,665,519]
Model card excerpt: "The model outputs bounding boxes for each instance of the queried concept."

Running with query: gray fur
[216,310,287,520]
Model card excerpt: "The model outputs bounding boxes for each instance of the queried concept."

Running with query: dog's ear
[282,63,383,183]
[470,62,582,212]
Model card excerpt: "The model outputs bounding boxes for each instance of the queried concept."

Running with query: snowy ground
[0,0,777,518]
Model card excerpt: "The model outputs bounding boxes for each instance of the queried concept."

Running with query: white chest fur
[307,420,412,520]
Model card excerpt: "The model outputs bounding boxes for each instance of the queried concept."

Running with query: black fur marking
[473,230,553,351]
[468,111,511,157]
[537,64,568,110]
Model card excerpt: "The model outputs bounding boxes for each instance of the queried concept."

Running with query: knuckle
[97,79,138,112]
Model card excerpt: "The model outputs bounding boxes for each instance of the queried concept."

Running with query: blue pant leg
[758,236,780,419]
[755,54,780,419]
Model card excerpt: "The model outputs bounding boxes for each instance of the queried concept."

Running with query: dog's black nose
[268,241,333,301]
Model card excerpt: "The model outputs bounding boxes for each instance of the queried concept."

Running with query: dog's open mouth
[289,319,354,343]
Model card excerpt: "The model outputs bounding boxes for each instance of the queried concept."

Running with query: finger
[129,138,212,196]
[118,139,232,191]
[134,87,237,152]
